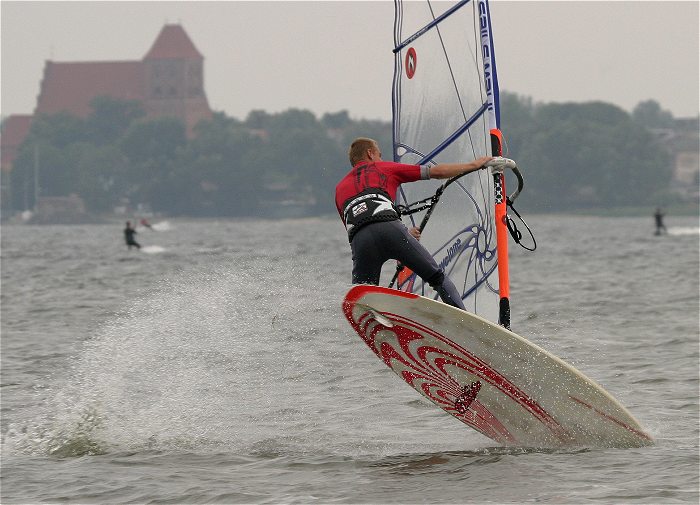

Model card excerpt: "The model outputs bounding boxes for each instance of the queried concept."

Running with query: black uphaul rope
[505,198,537,252]
[504,166,537,252]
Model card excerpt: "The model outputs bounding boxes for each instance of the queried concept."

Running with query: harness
[342,187,399,242]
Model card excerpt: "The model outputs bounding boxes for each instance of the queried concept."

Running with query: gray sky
[1,1,698,122]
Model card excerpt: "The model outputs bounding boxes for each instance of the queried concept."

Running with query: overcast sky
[1,1,698,122]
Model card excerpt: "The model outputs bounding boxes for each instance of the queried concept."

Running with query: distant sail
[392,0,503,323]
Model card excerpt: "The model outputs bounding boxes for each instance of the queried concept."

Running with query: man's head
[348,138,382,166]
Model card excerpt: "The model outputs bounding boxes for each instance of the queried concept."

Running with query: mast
[33,144,40,210]
[479,0,511,329]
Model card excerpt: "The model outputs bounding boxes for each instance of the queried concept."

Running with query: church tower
[142,24,212,135]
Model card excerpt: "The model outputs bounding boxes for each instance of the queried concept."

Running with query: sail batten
[393,0,472,54]
[417,102,489,165]
[394,102,487,167]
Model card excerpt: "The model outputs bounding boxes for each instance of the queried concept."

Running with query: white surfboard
[343,285,653,448]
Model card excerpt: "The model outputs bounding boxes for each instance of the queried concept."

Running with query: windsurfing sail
[391,0,514,326]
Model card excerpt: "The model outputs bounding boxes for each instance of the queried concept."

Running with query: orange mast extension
[491,128,511,329]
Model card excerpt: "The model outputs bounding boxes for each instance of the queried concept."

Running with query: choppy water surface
[1,215,698,503]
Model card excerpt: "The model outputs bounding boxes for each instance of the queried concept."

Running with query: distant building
[1,24,212,176]
[31,194,93,225]
[652,117,700,201]
[0,114,33,175]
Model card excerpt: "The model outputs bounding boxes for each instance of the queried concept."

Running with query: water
[1,215,698,503]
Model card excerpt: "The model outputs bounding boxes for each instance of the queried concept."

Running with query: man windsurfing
[335,137,492,310]
[654,207,667,235]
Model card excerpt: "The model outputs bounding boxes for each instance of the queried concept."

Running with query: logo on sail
[405,47,417,79]
[479,0,496,114]
[438,237,463,271]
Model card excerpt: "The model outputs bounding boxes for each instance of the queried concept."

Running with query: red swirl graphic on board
[342,288,572,446]
[455,381,482,414]
[405,47,417,79]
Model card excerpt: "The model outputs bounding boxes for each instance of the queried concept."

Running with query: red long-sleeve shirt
[335,161,426,222]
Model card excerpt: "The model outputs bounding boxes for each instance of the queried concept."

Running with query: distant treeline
[3,94,689,217]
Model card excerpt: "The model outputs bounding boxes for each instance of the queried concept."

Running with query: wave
[151,220,172,232]
[2,267,356,457]
[141,245,166,254]
[668,226,700,236]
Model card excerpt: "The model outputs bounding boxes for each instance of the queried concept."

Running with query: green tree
[321,110,352,130]
[27,112,87,148]
[86,96,146,145]
[119,117,187,209]
[11,140,78,206]
[162,113,264,216]
[513,101,672,210]
[6,96,680,218]
[72,143,130,212]
[245,109,272,130]
[8,105,145,211]
[632,100,675,129]
[120,117,186,165]
[499,92,535,157]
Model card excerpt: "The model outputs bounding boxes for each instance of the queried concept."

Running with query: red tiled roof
[143,24,203,60]
[35,61,145,117]
[1,115,32,147]
[1,115,33,168]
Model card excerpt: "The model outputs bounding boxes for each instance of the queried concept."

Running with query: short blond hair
[348,137,377,166]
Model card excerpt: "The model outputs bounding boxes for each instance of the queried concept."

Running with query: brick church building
[1,24,213,175]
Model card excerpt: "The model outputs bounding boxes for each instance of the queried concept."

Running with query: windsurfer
[654,207,667,235]
[335,137,492,310]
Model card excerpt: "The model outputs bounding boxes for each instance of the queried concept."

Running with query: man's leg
[384,222,465,310]
[350,225,386,285]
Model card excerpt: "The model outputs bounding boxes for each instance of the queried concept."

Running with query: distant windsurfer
[124,221,141,250]
[335,137,492,310]
[140,218,154,230]
[654,207,667,235]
